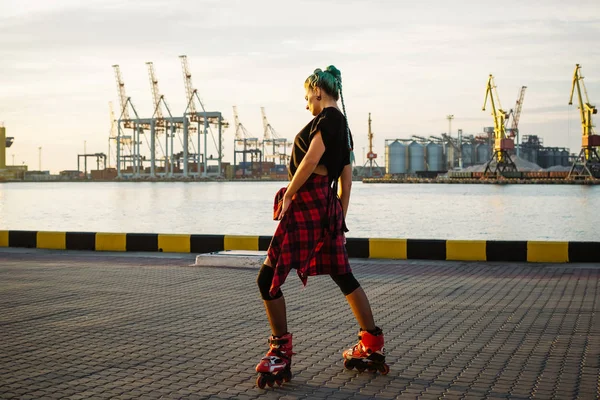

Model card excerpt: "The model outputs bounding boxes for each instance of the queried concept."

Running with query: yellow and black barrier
[0,230,598,263]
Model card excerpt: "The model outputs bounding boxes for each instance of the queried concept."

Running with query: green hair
[305,65,354,159]
[304,66,342,100]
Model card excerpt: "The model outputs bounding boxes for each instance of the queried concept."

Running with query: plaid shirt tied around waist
[267,174,351,297]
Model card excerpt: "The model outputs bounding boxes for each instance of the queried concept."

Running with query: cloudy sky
[1,0,599,172]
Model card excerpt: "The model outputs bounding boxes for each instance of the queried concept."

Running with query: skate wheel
[275,379,283,386]
[343,359,354,370]
[283,370,292,382]
[380,364,390,375]
[356,364,366,372]
[256,375,267,389]
[266,379,274,388]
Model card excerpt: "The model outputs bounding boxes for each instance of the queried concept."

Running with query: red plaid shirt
[267,174,351,297]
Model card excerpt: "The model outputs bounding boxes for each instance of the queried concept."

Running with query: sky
[0,0,599,173]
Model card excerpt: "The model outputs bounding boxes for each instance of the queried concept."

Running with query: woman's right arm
[339,163,353,218]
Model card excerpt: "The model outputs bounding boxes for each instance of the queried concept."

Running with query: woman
[255,66,388,389]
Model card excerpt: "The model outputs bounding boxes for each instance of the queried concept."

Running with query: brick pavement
[0,249,599,399]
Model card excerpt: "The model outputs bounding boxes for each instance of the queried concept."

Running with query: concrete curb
[194,250,265,268]
[1,230,599,263]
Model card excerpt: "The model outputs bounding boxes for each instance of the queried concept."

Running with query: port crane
[180,55,226,132]
[180,55,198,123]
[179,56,201,158]
[112,64,147,175]
[77,153,107,179]
[179,55,228,177]
[361,113,382,177]
[110,57,227,179]
[482,74,517,175]
[113,64,132,129]
[112,65,147,130]
[568,64,599,179]
[146,61,182,175]
[261,107,289,165]
[146,62,164,125]
[506,86,527,156]
[107,101,129,168]
[233,106,262,176]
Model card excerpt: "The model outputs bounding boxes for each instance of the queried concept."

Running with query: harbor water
[0,182,598,241]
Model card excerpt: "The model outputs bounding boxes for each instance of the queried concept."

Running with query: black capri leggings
[257,264,361,300]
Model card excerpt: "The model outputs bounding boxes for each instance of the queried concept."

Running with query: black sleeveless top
[288,107,353,182]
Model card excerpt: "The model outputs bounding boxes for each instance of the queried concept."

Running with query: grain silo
[385,140,408,174]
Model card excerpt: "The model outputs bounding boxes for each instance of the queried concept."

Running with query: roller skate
[343,328,389,374]
[255,333,294,388]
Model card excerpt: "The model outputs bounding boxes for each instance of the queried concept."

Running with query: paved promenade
[0,249,599,399]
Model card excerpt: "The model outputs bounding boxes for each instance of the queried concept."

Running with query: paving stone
[0,252,598,399]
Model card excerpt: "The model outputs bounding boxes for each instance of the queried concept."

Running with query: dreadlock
[304,65,354,162]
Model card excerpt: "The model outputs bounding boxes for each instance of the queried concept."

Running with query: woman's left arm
[279,131,325,218]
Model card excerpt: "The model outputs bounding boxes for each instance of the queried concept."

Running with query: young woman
[255,66,388,389]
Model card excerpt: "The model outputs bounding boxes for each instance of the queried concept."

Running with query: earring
[317,95,321,101]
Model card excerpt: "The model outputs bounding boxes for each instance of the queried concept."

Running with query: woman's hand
[279,194,293,220]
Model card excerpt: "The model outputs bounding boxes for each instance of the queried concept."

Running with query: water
[0,182,598,241]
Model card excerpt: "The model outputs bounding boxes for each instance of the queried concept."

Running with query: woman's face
[305,86,321,116]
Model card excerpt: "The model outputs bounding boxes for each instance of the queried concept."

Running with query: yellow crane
[568,63,599,179]
[482,74,517,175]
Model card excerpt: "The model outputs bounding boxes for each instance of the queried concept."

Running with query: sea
[0,182,598,241]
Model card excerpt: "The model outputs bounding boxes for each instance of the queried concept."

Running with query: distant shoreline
[2,177,598,185]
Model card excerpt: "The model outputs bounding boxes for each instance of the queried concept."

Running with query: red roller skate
[255,333,294,388]
[343,328,389,374]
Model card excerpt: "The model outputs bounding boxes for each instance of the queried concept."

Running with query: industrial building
[0,124,28,181]
[385,131,493,177]
[519,135,571,169]
[383,130,576,178]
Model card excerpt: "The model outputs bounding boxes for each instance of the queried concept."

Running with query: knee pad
[257,264,283,300]
[331,273,361,296]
